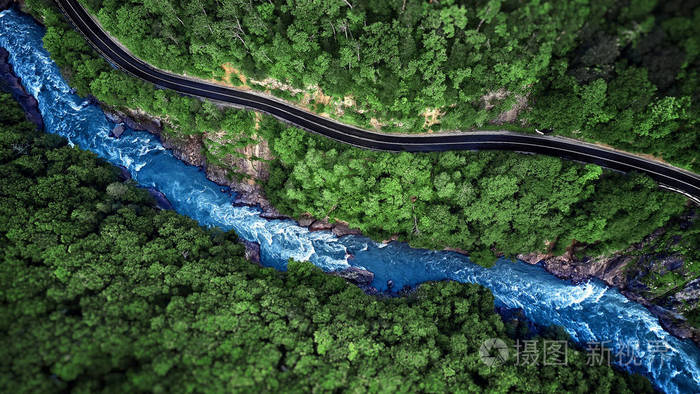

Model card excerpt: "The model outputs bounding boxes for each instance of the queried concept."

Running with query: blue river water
[1,8,699,393]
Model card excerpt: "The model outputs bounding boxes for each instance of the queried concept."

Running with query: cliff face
[518,217,700,345]
[101,104,281,213]
[202,131,280,216]
[228,137,273,181]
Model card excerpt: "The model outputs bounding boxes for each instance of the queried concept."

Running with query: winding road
[57,0,700,203]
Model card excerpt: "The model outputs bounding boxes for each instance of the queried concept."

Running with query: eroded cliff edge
[519,211,699,344]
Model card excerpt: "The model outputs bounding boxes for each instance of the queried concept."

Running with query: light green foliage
[265,127,686,266]
[636,96,690,139]
[0,93,653,392]
[74,0,593,132]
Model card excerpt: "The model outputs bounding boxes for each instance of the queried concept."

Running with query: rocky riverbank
[518,212,700,346]
[101,99,700,346]
[96,100,365,252]
[100,102,366,233]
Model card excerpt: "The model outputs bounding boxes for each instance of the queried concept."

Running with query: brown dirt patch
[422,107,445,128]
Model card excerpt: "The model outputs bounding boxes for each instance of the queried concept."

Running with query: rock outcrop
[102,106,163,136]
[309,220,333,232]
[0,47,43,130]
[304,216,362,237]
[116,165,131,181]
[517,253,632,288]
[146,187,174,210]
[242,240,261,264]
[331,267,377,294]
[517,220,700,345]
[110,124,125,138]
[332,221,362,237]
[297,213,315,227]
[332,266,374,286]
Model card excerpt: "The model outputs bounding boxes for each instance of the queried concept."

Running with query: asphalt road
[57,0,700,203]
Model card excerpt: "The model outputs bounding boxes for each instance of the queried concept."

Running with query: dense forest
[72,0,699,170]
[527,0,700,171]
[264,124,687,265]
[76,0,589,132]
[0,93,655,392]
[21,0,693,267]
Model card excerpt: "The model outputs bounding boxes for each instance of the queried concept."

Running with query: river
[1,8,698,393]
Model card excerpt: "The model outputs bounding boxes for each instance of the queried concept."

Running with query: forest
[527,0,700,171]
[264,123,688,265]
[26,0,262,167]
[71,0,699,171]
[21,0,696,267]
[0,93,655,392]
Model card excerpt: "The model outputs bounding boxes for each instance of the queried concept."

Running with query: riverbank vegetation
[264,125,688,266]
[0,93,654,392]
[70,0,699,170]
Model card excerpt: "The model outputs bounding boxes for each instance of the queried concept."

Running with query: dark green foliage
[527,0,700,171]
[265,126,687,266]
[0,93,654,392]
